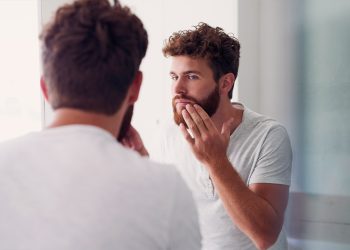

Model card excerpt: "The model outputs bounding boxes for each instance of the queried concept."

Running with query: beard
[172,84,220,127]
[117,104,134,142]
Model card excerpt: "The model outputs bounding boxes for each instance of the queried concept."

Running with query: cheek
[197,83,214,96]
[171,83,177,95]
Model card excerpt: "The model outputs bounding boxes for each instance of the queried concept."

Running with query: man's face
[170,56,220,126]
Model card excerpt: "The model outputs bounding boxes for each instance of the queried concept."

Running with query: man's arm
[208,158,289,250]
[180,104,290,250]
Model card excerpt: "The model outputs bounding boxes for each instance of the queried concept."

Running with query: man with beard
[162,23,292,250]
[126,23,292,250]
[0,0,201,249]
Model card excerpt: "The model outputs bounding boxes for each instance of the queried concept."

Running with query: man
[0,1,201,249]
[160,22,292,250]
[125,23,292,249]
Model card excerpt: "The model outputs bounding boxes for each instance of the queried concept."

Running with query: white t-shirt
[157,104,292,250]
[0,125,201,250]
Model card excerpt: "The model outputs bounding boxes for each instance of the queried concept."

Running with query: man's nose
[173,77,187,94]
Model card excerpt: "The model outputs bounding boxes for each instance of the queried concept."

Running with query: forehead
[170,56,213,75]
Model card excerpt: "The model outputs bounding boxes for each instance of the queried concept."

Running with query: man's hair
[40,0,148,115]
[163,22,240,99]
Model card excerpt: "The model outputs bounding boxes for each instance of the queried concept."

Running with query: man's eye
[170,75,178,81]
[187,74,198,80]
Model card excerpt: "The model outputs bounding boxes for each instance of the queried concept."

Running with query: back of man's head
[40,0,148,115]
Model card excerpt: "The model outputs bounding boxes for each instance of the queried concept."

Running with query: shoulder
[243,108,290,139]
[235,107,292,159]
[117,144,188,190]
[0,132,38,156]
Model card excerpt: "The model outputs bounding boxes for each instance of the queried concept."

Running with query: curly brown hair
[163,22,240,99]
[40,0,148,115]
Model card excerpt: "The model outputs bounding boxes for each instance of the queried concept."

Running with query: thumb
[221,118,234,139]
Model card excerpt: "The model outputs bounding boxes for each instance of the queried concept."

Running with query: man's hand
[180,104,289,249]
[179,104,234,169]
[121,125,149,157]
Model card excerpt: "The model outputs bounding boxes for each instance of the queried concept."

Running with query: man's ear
[127,71,143,104]
[219,73,235,96]
[40,76,49,102]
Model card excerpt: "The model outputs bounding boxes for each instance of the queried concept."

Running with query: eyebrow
[169,70,202,75]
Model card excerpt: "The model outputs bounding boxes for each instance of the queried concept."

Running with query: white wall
[39,0,69,125]
[238,0,299,138]
[237,0,261,112]
[0,0,41,141]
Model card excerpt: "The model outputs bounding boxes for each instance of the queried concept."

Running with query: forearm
[177,104,286,248]
[207,158,282,249]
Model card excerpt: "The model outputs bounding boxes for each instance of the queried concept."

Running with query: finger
[221,118,235,139]
[179,123,194,145]
[185,104,208,134]
[131,137,144,152]
[126,125,143,149]
[193,104,217,131]
[134,139,142,150]
[125,126,135,139]
[182,109,201,139]
[122,138,131,148]
[129,132,142,149]
[128,125,140,137]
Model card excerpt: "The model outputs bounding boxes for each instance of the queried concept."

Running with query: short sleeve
[248,125,292,185]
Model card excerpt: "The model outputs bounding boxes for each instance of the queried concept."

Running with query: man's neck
[47,108,121,138]
[211,101,244,135]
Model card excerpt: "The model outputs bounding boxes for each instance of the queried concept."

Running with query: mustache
[172,94,198,103]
